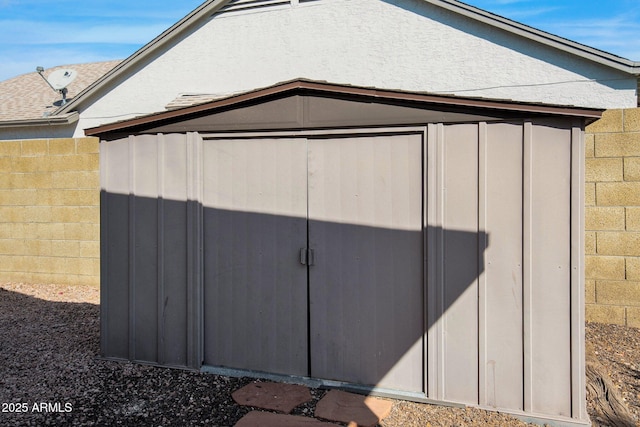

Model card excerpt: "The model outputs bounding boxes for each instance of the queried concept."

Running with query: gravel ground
[586,323,640,426]
[0,281,638,427]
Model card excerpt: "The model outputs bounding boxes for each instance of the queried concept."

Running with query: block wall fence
[0,138,100,286]
[585,108,640,327]
[1,113,640,327]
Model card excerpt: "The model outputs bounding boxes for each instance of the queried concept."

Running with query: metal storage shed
[88,80,599,426]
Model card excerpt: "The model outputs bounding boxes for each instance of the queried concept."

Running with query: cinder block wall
[586,108,640,326]
[0,138,100,286]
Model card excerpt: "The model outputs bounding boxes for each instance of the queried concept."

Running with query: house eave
[434,0,640,75]
[0,112,79,129]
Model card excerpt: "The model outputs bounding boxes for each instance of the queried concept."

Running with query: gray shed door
[202,138,309,376]
[202,134,423,391]
[308,135,423,392]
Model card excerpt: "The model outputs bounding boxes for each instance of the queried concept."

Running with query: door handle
[299,248,315,266]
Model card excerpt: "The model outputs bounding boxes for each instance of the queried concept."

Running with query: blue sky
[0,0,639,82]
[465,0,640,60]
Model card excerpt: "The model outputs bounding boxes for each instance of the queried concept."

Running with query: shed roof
[85,78,603,137]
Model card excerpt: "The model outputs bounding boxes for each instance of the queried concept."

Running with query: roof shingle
[0,60,121,122]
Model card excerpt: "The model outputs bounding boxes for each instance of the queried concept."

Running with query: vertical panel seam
[522,121,533,412]
[431,123,446,400]
[306,137,311,377]
[186,132,197,368]
[436,123,446,400]
[478,122,487,407]
[426,123,437,399]
[196,133,204,368]
[157,134,166,366]
[128,135,136,362]
[422,127,428,396]
[570,123,586,420]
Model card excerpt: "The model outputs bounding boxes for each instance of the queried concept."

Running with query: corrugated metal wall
[100,119,586,424]
[424,120,584,421]
[100,133,202,369]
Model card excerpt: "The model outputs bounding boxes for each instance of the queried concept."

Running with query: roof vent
[212,0,325,17]
[215,0,290,15]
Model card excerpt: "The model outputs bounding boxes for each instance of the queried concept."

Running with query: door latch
[299,248,315,266]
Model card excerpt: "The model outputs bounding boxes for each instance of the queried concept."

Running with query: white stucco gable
[71,0,639,135]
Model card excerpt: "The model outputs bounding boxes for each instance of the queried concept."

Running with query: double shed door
[202,134,423,392]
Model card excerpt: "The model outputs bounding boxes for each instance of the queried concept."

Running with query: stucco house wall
[73,0,637,135]
[0,138,100,286]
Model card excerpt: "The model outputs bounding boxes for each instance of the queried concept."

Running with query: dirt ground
[0,281,638,426]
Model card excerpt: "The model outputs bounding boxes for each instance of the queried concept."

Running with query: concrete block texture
[627,307,640,328]
[586,279,596,304]
[597,232,640,256]
[585,183,596,206]
[624,158,640,181]
[585,231,596,254]
[76,138,99,154]
[0,137,100,286]
[627,257,640,280]
[21,140,48,157]
[624,108,640,132]
[586,207,625,230]
[585,134,595,158]
[586,304,626,325]
[594,132,640,157]
[0,141,21,157]
[585,158,623,182]
[586,109,624,134]
[0,157,11,171]
[626,208,640,231]
[48,139,76,155]
[597,182,640,206]
[585,255,626,280]
[596,280,640,306]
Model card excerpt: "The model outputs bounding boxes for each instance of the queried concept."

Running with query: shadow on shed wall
[101,192,490,394]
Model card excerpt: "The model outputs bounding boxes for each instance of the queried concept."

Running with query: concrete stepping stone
[235,411,342,427]
[314,390,393,427]
[232,381,312,413]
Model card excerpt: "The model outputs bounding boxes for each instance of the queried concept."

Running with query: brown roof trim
[85,79,602,136]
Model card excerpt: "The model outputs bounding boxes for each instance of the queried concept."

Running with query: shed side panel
[160,134,190,367]
[441,123,479,404]
[132,135,160,363]
[482,122,524,410]
[101,134,195,368]
[101,137,131,360]
[529,123,572,416]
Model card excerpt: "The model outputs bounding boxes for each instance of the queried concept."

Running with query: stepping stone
[235,411,341,427]
[314,390,393,427]
[232,381,312,413]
